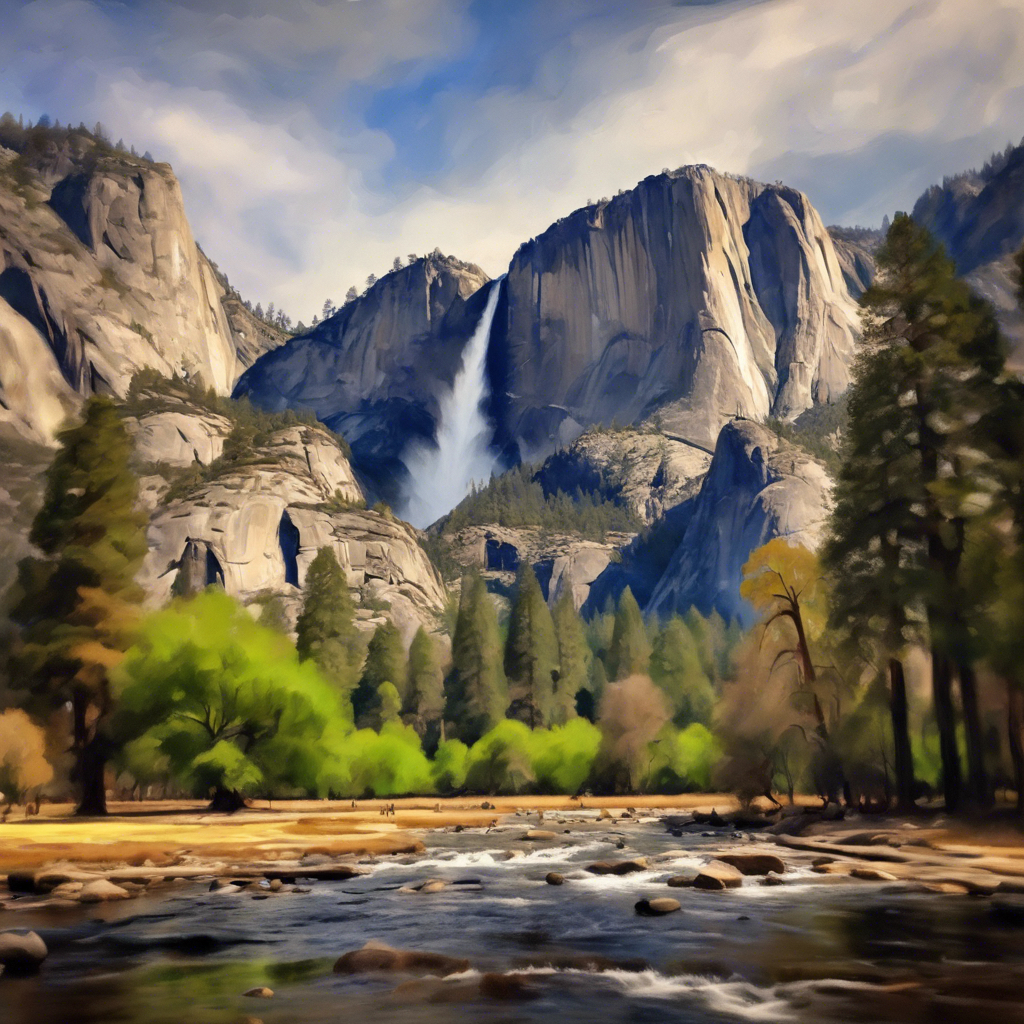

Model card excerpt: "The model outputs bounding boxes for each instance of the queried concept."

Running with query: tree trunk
[75,739,108,816]
[958,662,991,807]
[932,650,962,812]
[71,690,107,817]
[889,658,916,811]
[1008,683,1024,816]
[208,787,247,813]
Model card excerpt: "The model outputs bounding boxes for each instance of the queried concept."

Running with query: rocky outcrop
[234,254,491,499]
[645,420,832,624]
[827,227,880,298]
[0,124,284,442]
[131,397,445,639]
[497,165,859,458]
[912,140,1024,362]
[534,426,711,525]
[444,525,634,611]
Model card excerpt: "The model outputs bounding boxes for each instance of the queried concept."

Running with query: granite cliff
[496,165,860,458]
[0,120,284,442]
[234,253,492,501]
[585,419,833,624]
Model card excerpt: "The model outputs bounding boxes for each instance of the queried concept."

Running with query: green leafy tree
[504,564,559,728]
[377,681,402,725]
[403,627,445,747]
[112,589,346,810]
[9,397,148,815]
[607,587,651,680]
[296,547,361,712]
[446,572,507,744]
[353,620,405,728]
[650,617,715,726]
[552,591,590,723]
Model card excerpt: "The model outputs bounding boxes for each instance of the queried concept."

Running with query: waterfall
[400,278,503,528]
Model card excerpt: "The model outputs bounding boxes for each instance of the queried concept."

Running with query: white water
[400,278,503,528]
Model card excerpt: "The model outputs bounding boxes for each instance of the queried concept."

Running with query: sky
[1,0,1023,322]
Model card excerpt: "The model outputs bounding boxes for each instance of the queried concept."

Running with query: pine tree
[832,214,1008,810]
[608,587,650,680]
[552,591,589,724]
[403,627,445,747]
[9,397,148,815]
[650,617,714,726]
[295,547,361,714]
[446,573,507,744]
[505,564,559,728]
[351,620,405,727]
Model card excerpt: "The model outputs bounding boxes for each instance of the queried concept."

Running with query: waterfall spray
[400,278,503,528]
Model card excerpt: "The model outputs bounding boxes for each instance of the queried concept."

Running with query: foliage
[403,628,445,746]
[0,709,53,802]
[440,462,642,540]
[432,738,469,793]
[765,396,849,475]
[446,573,508,744]
[505,564,562,728]
[596,675,670,791]
[607,587,651,680]
[112,590,346,803]
[8,396,148,814]
[649,617,715,726]
[320,721,434,798]
[295,547,362,713]
[353,620,406,728]
[552,591,593,711]
[649,723,722,792]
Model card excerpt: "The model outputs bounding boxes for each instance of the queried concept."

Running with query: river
[3,813,1024,1024]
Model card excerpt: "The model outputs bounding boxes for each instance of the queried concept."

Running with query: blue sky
[1,0,1023,320]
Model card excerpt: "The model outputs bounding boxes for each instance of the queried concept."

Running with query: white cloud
[2,0,1023,321]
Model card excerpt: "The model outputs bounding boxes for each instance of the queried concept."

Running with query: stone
[598,809,613,820]
[586,859,649,876]
[242,987,274,998]
[0,930,48,973]
[714,853,786,876]
[334,940,471,976]
[693,861,744,890]
[760,874,786,887]
[849,867,899,882]
[78,879,132,903]
[635,898,681,916]
[667,873,697,888]
[268,879,283,892]
[523,830,557,841]
[545,873,565,886]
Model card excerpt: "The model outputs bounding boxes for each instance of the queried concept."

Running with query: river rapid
[4,812,1024,1024]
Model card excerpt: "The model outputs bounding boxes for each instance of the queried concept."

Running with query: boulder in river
[635,898,681,916]
[693,861,744,890]
[586,858,649,876]
[667,873,697,888]
[523,830,557,841]
[334,940,471,976]
[714,853,786,876]
[242,987,274,998]
[79,879,133,903]
[0,930,48,973]
[849,866,899,882]
[545,872,565,885]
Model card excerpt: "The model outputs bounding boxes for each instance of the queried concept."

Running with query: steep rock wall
[498,165,859,457]
[0,129,283,441]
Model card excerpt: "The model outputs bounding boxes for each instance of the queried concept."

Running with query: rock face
[535,427,711,525]
[131,393,446,638]
[0,124,284,442]
[827,227,880,298]
[587,419,832,624]
[497,165,859,458]
[912,140,1024,363]
[646,420,832,624]
[234,254,491,499]
[443,525,634,611]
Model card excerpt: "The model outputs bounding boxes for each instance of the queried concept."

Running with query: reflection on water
[4,822,1024,1024]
